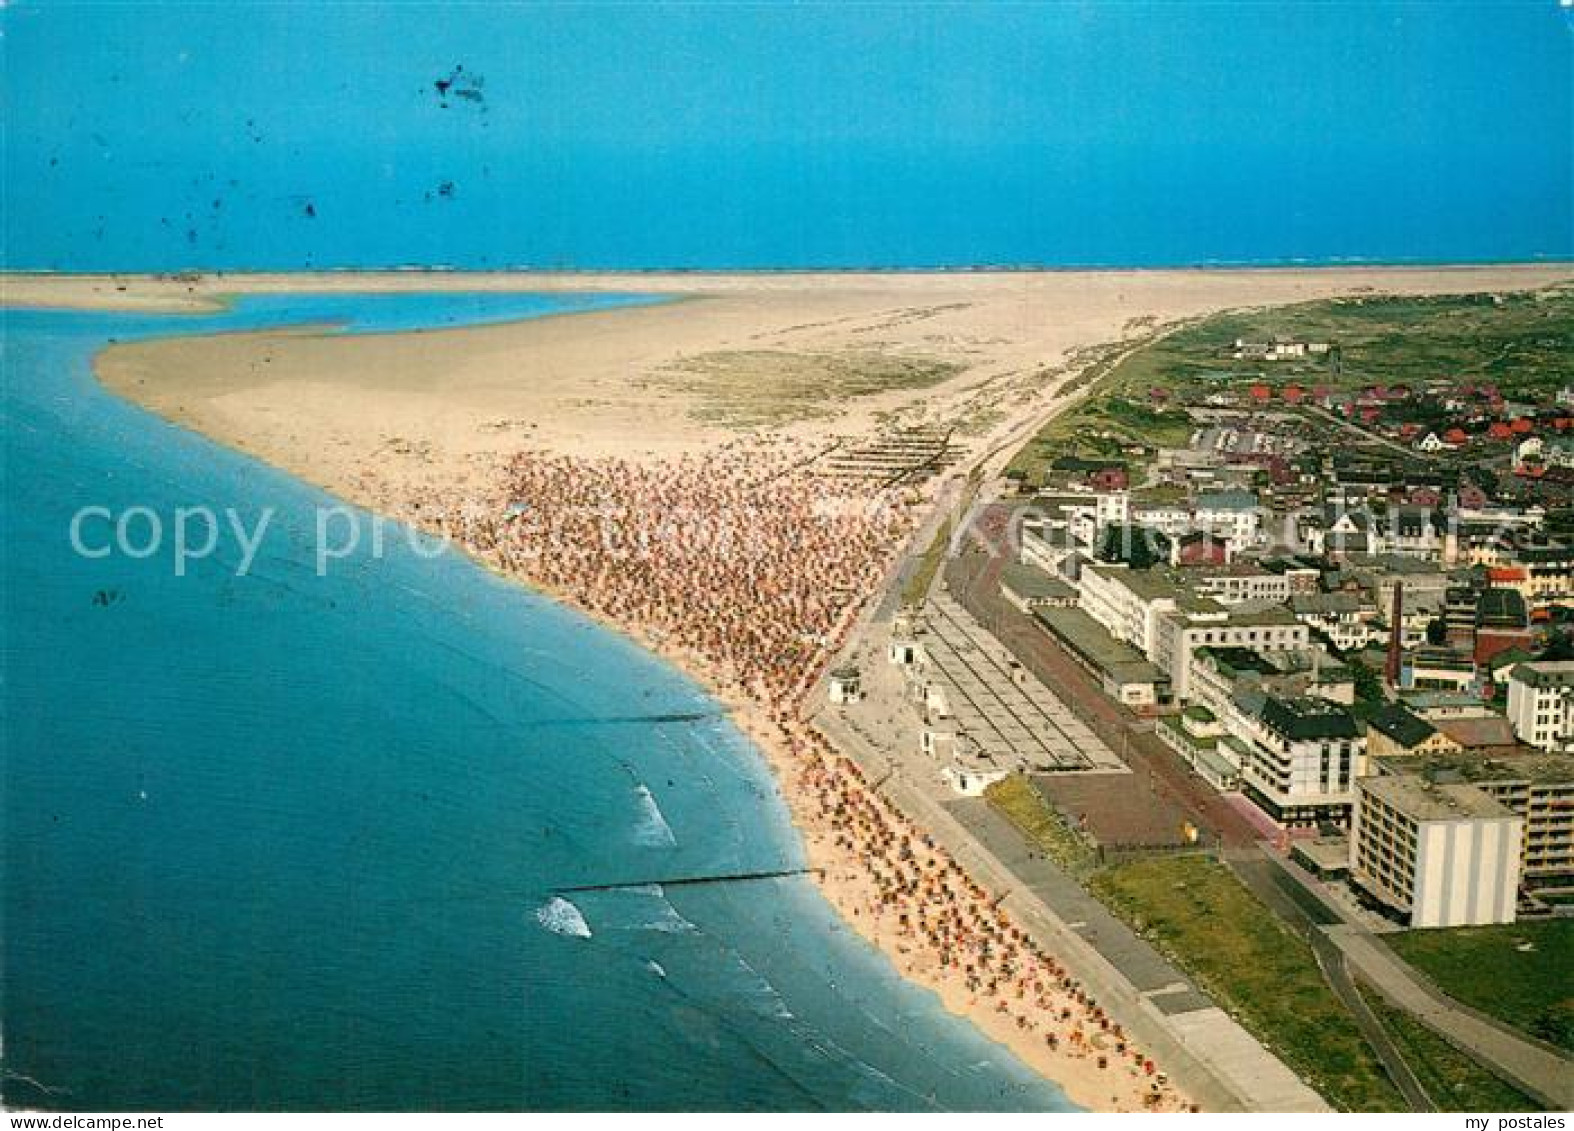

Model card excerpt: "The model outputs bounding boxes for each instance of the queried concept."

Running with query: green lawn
[1089,855,1405,1112]
[983,774,1098,875]
[1355,983,1543,1112]
[1385,920,1574,1054]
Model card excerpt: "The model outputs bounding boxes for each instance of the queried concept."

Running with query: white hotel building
[1078,565,1311,700]
[1350,773,1522,927]
[1506,661,1574,752]
[1076,564,1178,657]
[1239,696,1366,828]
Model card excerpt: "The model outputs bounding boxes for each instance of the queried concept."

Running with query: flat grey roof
[1194,743,1242,781]
[1033,606,1166,685]
[1511,661,1574,690]
[1086,564,1179,602]
[1000,562,1075,600]
[1362,773,1514,822]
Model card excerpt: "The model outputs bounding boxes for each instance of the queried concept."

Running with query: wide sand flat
[11,265,1561,510]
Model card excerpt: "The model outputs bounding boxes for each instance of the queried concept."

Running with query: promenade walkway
[1240,841,1572,1109]
[1327,927,1572,1109]
[1224,851,1434,1111]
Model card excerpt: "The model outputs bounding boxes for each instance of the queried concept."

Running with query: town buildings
[1375,749,1574,898]
[996,377,1574,920]
[1239,696,1366,828]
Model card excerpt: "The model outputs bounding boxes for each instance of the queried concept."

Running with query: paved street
[952,800,1211,1014]
[818,645,1331,1113]
[1327,926,1572,1109]
[1234,844,1573,1109]
[814,484,1574,1113]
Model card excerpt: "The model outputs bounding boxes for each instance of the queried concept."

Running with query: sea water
[0,294,1076,1111]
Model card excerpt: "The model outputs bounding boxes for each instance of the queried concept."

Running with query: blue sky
[3,1,1570,269]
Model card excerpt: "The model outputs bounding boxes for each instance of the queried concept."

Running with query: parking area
[1031,771,1196,850]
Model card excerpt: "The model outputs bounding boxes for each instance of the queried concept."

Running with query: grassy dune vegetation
[983,774,1098,874]
[1106,289,1574,402]
[1007,287,1574,487]
[655,349,963,426]
[1385,920,1574,1054]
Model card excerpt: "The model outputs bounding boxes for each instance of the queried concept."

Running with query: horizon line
[5,254,1573,280]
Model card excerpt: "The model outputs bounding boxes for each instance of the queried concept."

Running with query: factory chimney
[1385,582,1405,687]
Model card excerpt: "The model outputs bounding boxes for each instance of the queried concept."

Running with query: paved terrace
[946,542,1268,850]
[919,594,1127,773]
[814,489,1328,1110]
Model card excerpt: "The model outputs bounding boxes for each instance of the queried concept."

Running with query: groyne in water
[556,868,825,895]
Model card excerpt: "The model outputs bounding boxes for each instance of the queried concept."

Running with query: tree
[1540,632,1574,662]
[1099,525,1170,570]
[1349,659,1385,704]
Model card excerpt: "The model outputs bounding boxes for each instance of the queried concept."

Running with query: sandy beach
[11,265,1569,503]
[14,263,1571,1110]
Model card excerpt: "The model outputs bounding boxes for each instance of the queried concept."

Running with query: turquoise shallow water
[0,294,1075,1111]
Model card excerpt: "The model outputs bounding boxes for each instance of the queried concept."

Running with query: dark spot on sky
[303,201,317,219]
[432,64,486,110]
